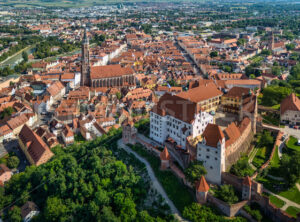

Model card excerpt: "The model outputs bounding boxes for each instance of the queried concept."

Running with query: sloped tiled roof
[177,82,222,103]
[90,64,134,79]
[195,176,210,192]
[160,147,170,161]
[281,93,300,114]
[19,125,53,165]
[202,123,224,148]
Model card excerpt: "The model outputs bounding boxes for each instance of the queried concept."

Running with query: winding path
[117,139,186,221]
[264,189,300,211]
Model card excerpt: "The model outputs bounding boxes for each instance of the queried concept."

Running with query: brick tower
[195,176,210,204]
[80,28,90,87]
[160,147,170,170]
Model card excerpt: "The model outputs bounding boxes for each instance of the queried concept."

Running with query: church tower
[81,28,90,87]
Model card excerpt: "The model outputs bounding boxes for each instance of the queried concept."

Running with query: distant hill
[0,0,194,8]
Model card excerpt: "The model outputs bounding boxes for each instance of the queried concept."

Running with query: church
[80,29,136,88]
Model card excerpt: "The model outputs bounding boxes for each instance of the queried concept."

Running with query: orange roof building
[280,93,300,125]
[18,125,54,166]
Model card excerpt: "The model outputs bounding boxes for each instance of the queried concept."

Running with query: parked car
[294,126,299,129]
[297,140,300,146]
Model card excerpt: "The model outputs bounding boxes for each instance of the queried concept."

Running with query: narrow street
[174,41,203,76]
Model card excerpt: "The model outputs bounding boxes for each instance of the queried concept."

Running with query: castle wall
[225,120,253,170]
[207,193,248,217]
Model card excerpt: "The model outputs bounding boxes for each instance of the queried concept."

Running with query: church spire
[80,27,90,87]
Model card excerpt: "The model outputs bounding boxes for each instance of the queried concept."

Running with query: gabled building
[18,125,54,166]
[280,93,300,125]
[196,123,225,184]
[177,82,223,113]
[61,125,74,145]
[21,201,40,222]
[150,93,213,149]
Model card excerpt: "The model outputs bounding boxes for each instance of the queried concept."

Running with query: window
[215,157,217,160]
[206,156,209,159]
[210,166,213,169]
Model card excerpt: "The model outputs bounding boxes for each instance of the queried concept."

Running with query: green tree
[261,86,292,106]
[44,197,69,222]
[184,161,207,184]
[22,51,28,62]
[214,184,239,204]
[0,107,14,119]
[237,38,246,46]
[7,156,20,169]
[115,92,121,100]
[286,43,295,51]
[281,152,300,186]
[210,51,218,58]
[7,206,22,222]
[259,130,274,147]
[230,157,254,177]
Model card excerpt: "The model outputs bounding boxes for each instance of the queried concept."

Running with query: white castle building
[150,93,213,149]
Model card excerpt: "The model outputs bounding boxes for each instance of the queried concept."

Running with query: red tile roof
[90,64,134,79]
[280,93,300,114]
[202,124,224,148]
[243,176,252,186]
[196,176,210,192]
[19,125,54,166]
[177,82,222,103]
[160,147,170,161]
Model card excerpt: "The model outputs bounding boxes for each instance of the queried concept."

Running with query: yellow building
[221,87,252,114]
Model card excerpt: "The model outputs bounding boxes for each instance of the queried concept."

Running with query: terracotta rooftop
[280,93,300,115]
[160,147,170,161]
[152,93,199,124]
[19,125,54,166]
[243,176,252,186]
[196,176,210,192]
[202,123,224,148]
[90,64,134,79]
[225,86,251,98]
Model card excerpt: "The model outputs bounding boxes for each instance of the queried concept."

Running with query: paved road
[0,139,18,158]
[117,139,186,221]
[262,124,300,139]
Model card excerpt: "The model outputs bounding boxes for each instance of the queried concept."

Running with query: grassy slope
[128,143,194,213]
[269,195,285,208]
[286,206,300,218]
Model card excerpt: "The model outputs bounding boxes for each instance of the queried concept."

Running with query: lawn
[257,176,300,205]
[285,206,300,218]
[252,146,268,168]
[269,195,285,208]
[128,143,195,213]
[268,146,281,177]
[278,186,300,205]
[270,146,280,168]
[286,136,300,152]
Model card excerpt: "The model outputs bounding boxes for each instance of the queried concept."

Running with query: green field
[286,136,300,152]
[286,206,300,218]
[269,195,285,208]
